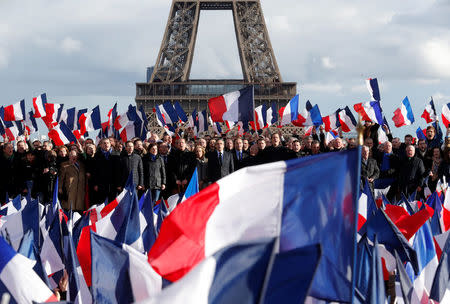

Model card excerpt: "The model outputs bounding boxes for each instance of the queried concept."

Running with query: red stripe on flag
[148,183,221,282]
[392,108,406,127]
[208,96,227,122]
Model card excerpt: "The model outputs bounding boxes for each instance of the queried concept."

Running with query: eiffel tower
[136,0,297,128]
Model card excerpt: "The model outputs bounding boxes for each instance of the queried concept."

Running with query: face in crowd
[125,141,134,154]
[361,146,369,160]
[292,141,301,153]
[271,133,281,147]
[406,145,415,158]
[257,138,266,150]
[384,141,393,154]
[311,142,320,154]
[234,138,243,151]
[426,127,435,140]
[215,139,225,152]
[101,139,111,152]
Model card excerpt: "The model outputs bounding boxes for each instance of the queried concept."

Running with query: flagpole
[351,114,363,304]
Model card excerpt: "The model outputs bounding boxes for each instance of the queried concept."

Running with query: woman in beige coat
[58,150,86,212]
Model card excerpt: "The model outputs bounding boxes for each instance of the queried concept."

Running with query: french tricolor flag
[79,105,102,135]
[421,98,437,123]
[353,101,384,125]
[322,109,341,132]
[42,103,63,129]
[114,112,131,130]
[158,102,179,125]
[251,104,266,131]
[279,94,307,126]
[416,127,427,140]
[195,110,208,134]
[338,106,357,132]
[208,86,254,123]
[24,111,38,134]
[48,121,77,146]
[0,237,57,303]
[4,100,25,121]
[120,121,137,142]
[392,96,415,127]
[366,78,381,101]
[441,103,450,128]
[33,93,47,118]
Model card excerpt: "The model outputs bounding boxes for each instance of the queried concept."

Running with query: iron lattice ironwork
[136,0,298,134]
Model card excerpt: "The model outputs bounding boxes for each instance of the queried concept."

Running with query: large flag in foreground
[148,149,360,302]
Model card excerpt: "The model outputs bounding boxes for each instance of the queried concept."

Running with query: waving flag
[42,103,63,129]
[48,121,77,146]
[4,99,25,121]
[149,241,274,304]
[188,109,197,129]
[173,101,188,123]
[442,103,450,128]
[322,109,341,132]
[148,149,360,302]
[0,237,57,303]
[61,220,92,304]
[251,104,266,131]
[180,168,199,203]
[406,222,438,303]
[120,121,138,142]
[422,98,437,123]
[24,111,38,134]
[208,86,254,123]
[158,102,179,125]
[91,233,162,303]
[33,93,47,118]
[392,96,415,127]
[305,100,323,127]
[338,106,357,132]
[366,78,381,101]
[416,127,427,141]
[195,110,208,134]
[79,105,102,135]
[279,94,306,126]
[353,101,384,125]
[266,102,277,126]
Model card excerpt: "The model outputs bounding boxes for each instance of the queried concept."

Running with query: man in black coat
[231,138,249,170]
[92,138,122,204]
[208,139,234,183]
[398,145,426,198]
[0,143,18,203]
[120,141,144,190]
[167,138,196,194]
[361,145,380,192]
[262,133,289,163]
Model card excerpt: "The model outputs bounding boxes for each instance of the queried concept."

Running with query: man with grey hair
[361,145,379,192]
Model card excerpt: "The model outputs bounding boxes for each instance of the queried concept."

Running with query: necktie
[219,152,223,165]
[239,151,242,161]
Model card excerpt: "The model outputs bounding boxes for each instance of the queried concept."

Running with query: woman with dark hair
[143,143,166,202]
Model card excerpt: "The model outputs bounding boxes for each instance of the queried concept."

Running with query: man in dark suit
[92,138,122,204]
[231,138,249,170]
[120,141,144,191]
[361,145,380,192]
[208,139,234,182]
[398,145,426,198]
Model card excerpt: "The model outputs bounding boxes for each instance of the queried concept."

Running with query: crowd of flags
[0,93,150,144]
[0,78,449,144]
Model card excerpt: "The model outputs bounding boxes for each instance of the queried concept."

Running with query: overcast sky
[1,0,449,137]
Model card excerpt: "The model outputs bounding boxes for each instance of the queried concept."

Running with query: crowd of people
[1,120,449,210]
